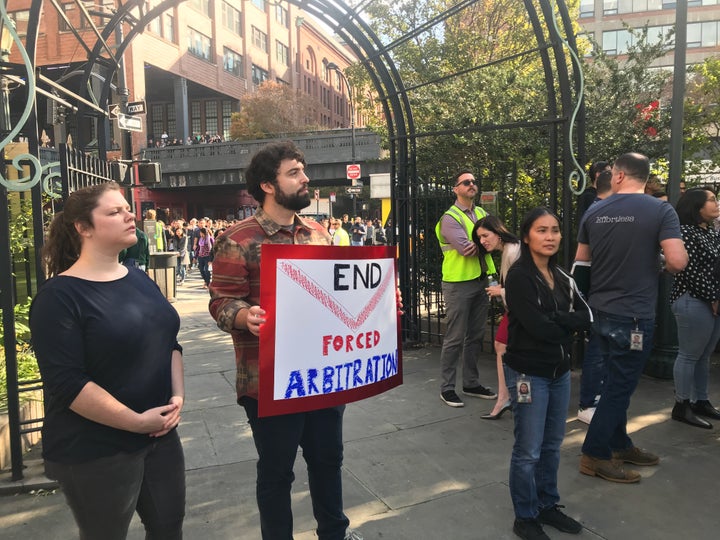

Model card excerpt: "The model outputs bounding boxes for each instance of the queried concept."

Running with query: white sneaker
[577,407,596,425]
[345,529,363,540]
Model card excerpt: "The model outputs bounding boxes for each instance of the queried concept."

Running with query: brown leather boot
[579,454,641,483]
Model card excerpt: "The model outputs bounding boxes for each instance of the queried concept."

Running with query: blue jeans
[197,255,211,285]
[440,278,489,391]
[582,311,655,460]
[671,292,720,402]
[579,331,607,409]
[505,366,570,520]
[240,398,349,540]
[45,430,185,540]
[176,260,186,282]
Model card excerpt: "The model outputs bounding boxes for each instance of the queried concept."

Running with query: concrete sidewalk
[2,269,719,539]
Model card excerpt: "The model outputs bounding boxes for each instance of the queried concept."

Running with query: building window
[9,10,30,38]
[59,3,80,32]
[190,0,210,16]
[222,2,242,35]
[205,101,218,136]
[149,8,162,34]
[616,0,663,11]
[322,60,329,82]
[188,27,213,61]
[164,13,175,42]
[223,48,243,76]
[252,0,266,12]
[167,103,176,138]
[579,0,594,17]
[603,0,618,14]
[688,21,719,48]
[222,100,233,140]
[602,28,633,55]
[275,4,289,27]
[191,101,202,136]
[252,64,269,85]
[252,26,268,52]
[151,103,164,142]
[276,41,289,65]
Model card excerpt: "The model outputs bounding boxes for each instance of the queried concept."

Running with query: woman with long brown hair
[472,215,520,419]
[30,182,185,539]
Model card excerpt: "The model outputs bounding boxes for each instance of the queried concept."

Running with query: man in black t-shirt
[350,217,366,246]
[575,152,687,484]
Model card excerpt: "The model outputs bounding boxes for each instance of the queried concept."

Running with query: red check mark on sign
[278,260,394,331]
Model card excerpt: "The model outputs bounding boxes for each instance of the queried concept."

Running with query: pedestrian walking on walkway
[30,181,186,540]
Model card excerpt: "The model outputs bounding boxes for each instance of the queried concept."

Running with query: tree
[357,0,558,212]
[581,25,674,163]
[229,81,319,140]
[684,57,720,169]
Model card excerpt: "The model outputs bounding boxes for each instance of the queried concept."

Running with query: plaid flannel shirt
[208,208,331,399]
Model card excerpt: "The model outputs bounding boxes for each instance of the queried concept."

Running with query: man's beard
[275,187,311,211]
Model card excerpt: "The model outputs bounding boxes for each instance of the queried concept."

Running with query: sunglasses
[455,179,477,187]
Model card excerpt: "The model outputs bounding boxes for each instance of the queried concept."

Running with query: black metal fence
[2,143,115,480]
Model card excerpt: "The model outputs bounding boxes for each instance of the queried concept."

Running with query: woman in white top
[473,215,521,419]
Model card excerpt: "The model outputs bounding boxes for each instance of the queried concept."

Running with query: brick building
[578,0,720,66]
[4,0,364,219]
[6,0,360,152]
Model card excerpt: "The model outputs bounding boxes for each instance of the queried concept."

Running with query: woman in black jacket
[504,208,591,540]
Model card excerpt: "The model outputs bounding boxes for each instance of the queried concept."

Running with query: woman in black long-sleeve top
[30,182,185,540]
[503,208,591,540]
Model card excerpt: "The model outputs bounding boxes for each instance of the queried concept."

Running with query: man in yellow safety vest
[435,170,497,407]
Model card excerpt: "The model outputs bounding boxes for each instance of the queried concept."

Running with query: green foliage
[581,25,674,162]
[8,193,34,263]
[0,298,38,412]
[685,58,720,171]
[229,81,320,140]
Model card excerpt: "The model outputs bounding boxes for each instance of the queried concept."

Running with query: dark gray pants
[440,278,489,392]
[45,430,185,540]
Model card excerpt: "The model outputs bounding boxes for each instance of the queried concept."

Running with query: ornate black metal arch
[2,0,583,478]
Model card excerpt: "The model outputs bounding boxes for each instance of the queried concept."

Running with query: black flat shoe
[691,400,720,420]
[481,402,511,420]
[672,400,713,429]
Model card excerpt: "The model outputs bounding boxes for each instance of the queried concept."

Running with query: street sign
[117,113,143,132]
[126,100,147,115]
[346,163,361,181]
[346,186,362,194]
[329,192,336,202]
[108,104,120,119]
[314,189,320,200]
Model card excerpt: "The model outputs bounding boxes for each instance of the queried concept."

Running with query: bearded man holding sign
[209,141,399,540]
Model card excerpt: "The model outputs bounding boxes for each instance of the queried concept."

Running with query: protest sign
[258,244,402,416]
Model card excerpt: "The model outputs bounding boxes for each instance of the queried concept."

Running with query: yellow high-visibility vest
[435,205,496,282]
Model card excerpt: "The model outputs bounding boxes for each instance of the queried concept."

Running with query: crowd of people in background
[120,208,388,291]
[318,213,388,246]
[147,131,225,148]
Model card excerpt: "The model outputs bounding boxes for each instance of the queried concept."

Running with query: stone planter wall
[0,391,43,471]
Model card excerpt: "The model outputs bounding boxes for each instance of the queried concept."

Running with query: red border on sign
[258,244,402,417]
